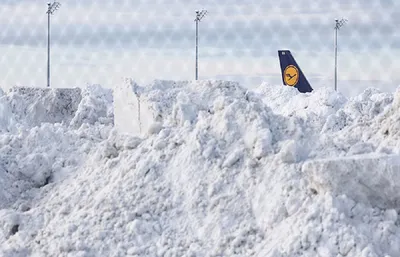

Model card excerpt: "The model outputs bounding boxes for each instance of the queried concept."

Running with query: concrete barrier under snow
[302,153,400,209]
[113,79,159,135]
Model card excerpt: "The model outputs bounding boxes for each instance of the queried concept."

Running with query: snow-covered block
[114,79,199,136]
[7,86,82,126]
[114,79,156,136]
[114,78,251,136]
[303,153,400,208]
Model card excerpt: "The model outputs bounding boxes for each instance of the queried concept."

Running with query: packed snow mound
[0,86,114,131]
[0,85,114,210]
[371,87,400,151]
[6,87,82,129]
[70,84,114,128]
[253,82,300,110]
[2,80,400,257]
[254,83,347,135]
[114,79,317,162]
[115,79,295,141]
[322,87,394,133]
[255,83,347,117]
[310,87,398,159]
[0,79,307,256]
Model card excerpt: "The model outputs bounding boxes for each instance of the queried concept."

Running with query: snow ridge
[0,81,400,257]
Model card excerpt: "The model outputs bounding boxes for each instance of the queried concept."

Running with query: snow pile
[370,87,400,151]
[1,80,400,256]
[254,83,347,135]
[70,84,114,128]
[2,79,306,256]
[6,87,82,129]
[300,87,395,159]
[114,79,209,136]
[254,83,347,117]
[0,85,113,211]
[0,85,113,132]
[322,87,394,133]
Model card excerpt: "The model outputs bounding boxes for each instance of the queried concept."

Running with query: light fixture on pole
[334,18,347,92]
[195,9,207,80]
[46,1,61,88]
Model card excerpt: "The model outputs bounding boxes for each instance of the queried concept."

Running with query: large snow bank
[6,87,82,129]
[0,85,113,211]
[1,80,400,257]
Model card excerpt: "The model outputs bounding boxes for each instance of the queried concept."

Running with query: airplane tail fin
[278,50,313,93]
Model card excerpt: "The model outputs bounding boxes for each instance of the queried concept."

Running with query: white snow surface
[0,80,400,256]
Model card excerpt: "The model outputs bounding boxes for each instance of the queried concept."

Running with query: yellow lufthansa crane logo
[283,65,299,86]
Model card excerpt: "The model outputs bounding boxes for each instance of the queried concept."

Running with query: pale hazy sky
[0,0,399,96]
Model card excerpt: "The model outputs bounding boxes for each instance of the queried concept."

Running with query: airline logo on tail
[278,50,313,93]
[283,65,299,86]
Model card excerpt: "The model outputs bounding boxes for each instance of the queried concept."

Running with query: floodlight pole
[195,15,198,80]
[46,2,61,88]
[195,10,207,80]
[47,3,51,88]
[334,18,347,92]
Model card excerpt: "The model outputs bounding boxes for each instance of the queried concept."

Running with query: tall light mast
[334,18,347,92]
[46,1,61,88]
[195,9,207,80]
